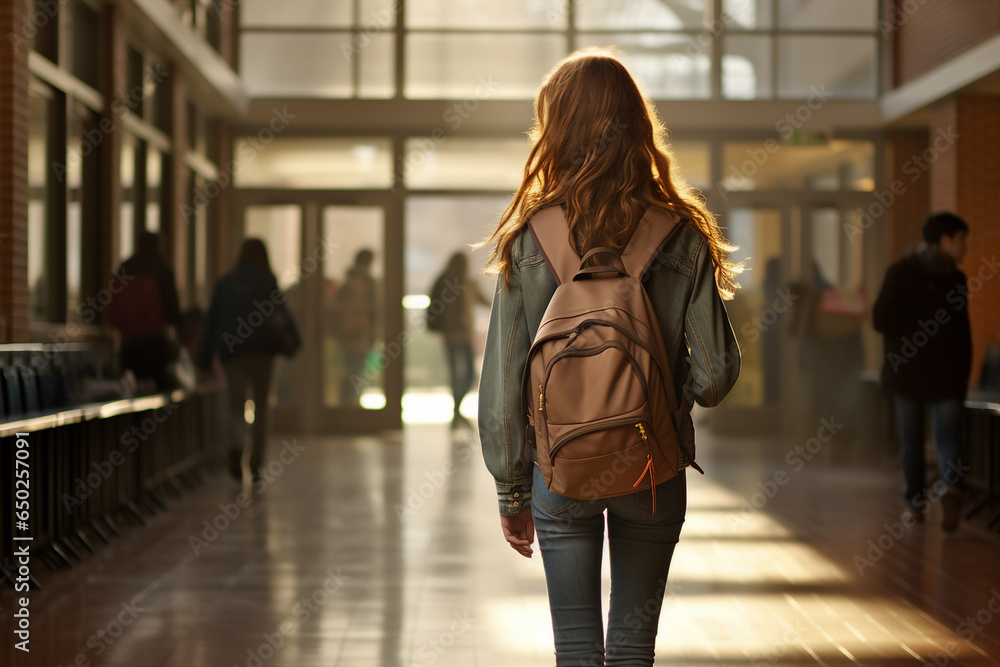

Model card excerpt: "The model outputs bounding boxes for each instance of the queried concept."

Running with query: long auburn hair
[483,48,740,299]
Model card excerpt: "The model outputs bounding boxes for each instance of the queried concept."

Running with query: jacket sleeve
[683,240,741,408]
[478,264,534,516]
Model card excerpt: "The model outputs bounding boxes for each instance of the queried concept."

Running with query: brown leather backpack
[524,205,700,512]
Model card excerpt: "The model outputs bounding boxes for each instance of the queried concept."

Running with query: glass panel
[778,0,877,30]
[576,0,709,30]
[407,0,564,29]
[723,35,772,99]
[801,207,866,430]
[187,173,210,306]
[241,33,352,97]
[28,87,49,321]
[724,208,784,407]
[120,133,137,261]
[125,46,144,116]
[67,0,101,89]
[147,146,162,232]
[241,0,352,27]
[358,32,394,99]
[721,140,874,191]
[31,0,59,62]
[404,196,506,423]
[809,209,862,289]
[723,0,773,29]
[233,137,393,189]
[243,206,304,410]
[322,207,385,410]
[406,33,562,99]
[777,36,876,99]
[66,103,92,320]
[576,33,710,99]
[360,0,400,28]
[670,140,711,191]
[404,138,530,190]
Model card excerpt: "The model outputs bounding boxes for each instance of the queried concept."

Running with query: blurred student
[332,249,377,407]
[427,252,490,429]
[873,212,972,530]
[108,231,183,391]
[197,238,299,483]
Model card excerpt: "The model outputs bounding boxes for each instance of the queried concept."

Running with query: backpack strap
[622,207,678,279]
[529,205,678,283]
[527,206,579,286]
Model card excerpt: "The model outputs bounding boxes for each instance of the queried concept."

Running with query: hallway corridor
[2,424,998,667]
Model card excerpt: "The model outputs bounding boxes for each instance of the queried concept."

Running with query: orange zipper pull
[633,423,656,514]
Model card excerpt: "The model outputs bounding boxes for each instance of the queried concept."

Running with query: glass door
[712,197,876,437]
[237,196,400,434]
[710,204,801,436]
[319,205,392,429]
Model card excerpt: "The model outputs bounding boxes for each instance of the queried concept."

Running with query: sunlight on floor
[407,426,995,666]
[400,390,478,424]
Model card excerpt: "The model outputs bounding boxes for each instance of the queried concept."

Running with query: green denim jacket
[478,215,741,515]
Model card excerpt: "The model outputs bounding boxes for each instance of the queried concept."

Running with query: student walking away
[873,212,972,530]
[478,49,741,666]
[427,252,491,430]
[196,238,301,484]
[107,231,183,392]
[332,249,377,407]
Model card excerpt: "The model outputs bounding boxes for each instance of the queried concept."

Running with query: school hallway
[3,421,998,667]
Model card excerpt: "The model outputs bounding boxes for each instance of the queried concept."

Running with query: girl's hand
[500,510,535,558]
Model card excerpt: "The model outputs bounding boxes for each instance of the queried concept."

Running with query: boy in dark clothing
[873,212,972,530]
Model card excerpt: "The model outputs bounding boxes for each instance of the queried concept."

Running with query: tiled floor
[1,422,999,666]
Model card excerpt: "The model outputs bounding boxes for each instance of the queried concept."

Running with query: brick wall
[928,95,1000,386]
[888,0,1000,87]
[0,0,30,343]
[950,97,1000,386]
[883,129,931,261]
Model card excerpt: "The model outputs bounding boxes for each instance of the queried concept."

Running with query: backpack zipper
[633,421,657,514]
[546,418,658,513]
[548,416,649,463]
[539,339,649,414]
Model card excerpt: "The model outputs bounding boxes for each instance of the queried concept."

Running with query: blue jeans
[531,464,686,666]
[892,395,966,505]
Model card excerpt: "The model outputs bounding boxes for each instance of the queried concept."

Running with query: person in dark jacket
[197,239,289,483]
[113,231,183,390]
[873,212,972,530]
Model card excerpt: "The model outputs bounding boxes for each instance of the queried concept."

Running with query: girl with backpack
[478,49,742,666]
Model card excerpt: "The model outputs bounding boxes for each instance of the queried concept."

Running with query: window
[577,33,711,99]
[233,137,394,189]
[27,84,53,322]
[120,133,139,261]
[723,0,878,99]
[404,137,530,190]
[238,0,880,100]
[66,0,102,90]
[240,0,396,98]
[576,0,708,30]
[721,139,875,191]
[406,33,561,99]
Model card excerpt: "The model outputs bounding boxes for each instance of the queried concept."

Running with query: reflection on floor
[2,423,998,666]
